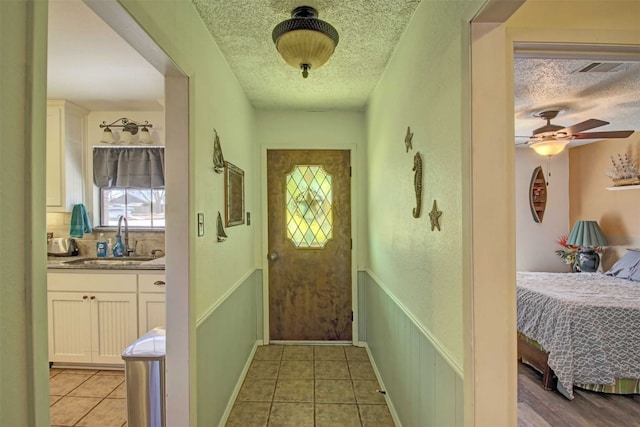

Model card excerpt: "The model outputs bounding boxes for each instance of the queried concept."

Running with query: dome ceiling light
[272,6,339,79]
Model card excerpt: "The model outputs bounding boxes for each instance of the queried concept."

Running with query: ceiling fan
[517,110,634,156]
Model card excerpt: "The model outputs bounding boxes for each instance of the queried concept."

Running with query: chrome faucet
[116,215,133,256]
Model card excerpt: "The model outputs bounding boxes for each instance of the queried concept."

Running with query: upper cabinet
[46,100,87,212]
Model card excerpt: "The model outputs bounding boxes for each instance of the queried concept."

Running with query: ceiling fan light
[272,6,339,78]
[530,139,569,156]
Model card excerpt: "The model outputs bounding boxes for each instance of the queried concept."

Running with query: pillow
[604,249,640,280]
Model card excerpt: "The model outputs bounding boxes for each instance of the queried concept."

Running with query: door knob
[268,252,278,261]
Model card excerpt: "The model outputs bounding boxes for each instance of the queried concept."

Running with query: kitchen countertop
[48,256,165,271]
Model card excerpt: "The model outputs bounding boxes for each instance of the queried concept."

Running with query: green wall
[0,0,50,425]
[366,0,467,369]
[118,1,258,424]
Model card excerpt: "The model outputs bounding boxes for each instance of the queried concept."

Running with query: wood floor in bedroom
[518,362,640,427]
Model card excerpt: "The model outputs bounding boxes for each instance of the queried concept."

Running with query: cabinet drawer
[138,273,166,293]
[48,272,137,293]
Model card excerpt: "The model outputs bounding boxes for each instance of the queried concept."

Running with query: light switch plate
[197,213,205,236]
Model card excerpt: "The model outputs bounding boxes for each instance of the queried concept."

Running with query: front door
[267,150,352,341]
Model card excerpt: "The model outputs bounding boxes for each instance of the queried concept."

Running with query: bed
[517,250,640,399]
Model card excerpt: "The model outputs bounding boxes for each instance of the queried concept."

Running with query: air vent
[575,62,627,73]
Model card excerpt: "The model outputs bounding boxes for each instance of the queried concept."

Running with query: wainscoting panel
[196,270,261,426]
[363,271,463,427]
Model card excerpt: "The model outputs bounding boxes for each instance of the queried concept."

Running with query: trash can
[122,327,166,427]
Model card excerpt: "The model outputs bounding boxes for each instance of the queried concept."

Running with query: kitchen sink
[63,257,155,266]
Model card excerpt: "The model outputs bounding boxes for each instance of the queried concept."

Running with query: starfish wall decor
[404,126,413,152]
[429,200,442,231]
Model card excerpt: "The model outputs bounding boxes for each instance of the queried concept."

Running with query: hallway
[225,344,395,426]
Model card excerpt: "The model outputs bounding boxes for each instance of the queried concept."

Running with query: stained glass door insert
[286,165,332,248]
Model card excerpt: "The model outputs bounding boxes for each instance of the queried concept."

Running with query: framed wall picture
[224,161,245,227]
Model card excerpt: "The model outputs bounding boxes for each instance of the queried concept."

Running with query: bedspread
[517,272,640,399]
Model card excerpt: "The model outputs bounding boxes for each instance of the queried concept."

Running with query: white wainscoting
[196,269,262,426]
[361,271,463,427]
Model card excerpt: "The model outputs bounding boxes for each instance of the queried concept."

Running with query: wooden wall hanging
[216,211,227,242]
[529,166,547,223]
[213,129,225,173]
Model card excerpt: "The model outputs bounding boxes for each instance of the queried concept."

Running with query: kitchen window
[100,187,165,227]
[94,146,165,228]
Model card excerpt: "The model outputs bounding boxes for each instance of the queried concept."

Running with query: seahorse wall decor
[412,151,423,218]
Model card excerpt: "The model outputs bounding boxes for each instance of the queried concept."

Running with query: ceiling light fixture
[99,118,153,144]
[529,137,570,157]
[272,6,339,79]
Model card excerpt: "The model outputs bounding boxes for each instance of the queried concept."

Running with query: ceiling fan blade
[571,130,634,140]
[559,119,609,135]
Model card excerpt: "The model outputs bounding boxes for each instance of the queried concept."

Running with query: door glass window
[286,165,332,248]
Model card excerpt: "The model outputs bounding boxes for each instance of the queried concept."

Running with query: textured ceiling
[191,0,421,111]
[514,57,640,145]
[48,0,640,140]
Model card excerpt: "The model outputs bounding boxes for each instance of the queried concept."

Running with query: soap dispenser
[96,233,107,258]
[113,235,125,257]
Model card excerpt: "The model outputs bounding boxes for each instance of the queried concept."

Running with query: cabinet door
[138,293,166,335]
[90,292,138,365]
[48,292,92,363]
[46,106,63,207]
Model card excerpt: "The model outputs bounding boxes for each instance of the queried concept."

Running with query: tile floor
[49,368,127,427]
[225,345,396,427]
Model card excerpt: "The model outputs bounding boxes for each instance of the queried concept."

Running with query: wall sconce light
[272,6,339,78]
[99,118,154,144]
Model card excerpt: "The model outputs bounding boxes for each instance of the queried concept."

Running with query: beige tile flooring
[49,368,127,427]
[225,345,396,427]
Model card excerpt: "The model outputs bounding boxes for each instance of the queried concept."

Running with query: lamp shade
[120,129,134,144]
[566,220,608,247]
[530,138,569,156]
[273,6,339,78]
[138,127,153,144]
[100,127,115,144]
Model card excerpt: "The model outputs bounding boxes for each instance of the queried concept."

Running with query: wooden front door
[267,150,352,341]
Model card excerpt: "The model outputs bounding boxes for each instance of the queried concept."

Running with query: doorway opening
[46,0,191,423]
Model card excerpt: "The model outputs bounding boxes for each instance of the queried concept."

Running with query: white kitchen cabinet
[48,272,138,366]
[47,292,93,364]
[46,100,87,212]
[138,273,166,334]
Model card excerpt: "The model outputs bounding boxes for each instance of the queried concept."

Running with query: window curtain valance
[93,147,165,188]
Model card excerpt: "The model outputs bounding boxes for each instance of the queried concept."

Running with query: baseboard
[362,342,403,427]
[269,340,353,346]
[50,363,123,371]
[217,340,260,427]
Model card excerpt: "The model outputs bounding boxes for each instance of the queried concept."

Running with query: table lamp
[566,220,608,272]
